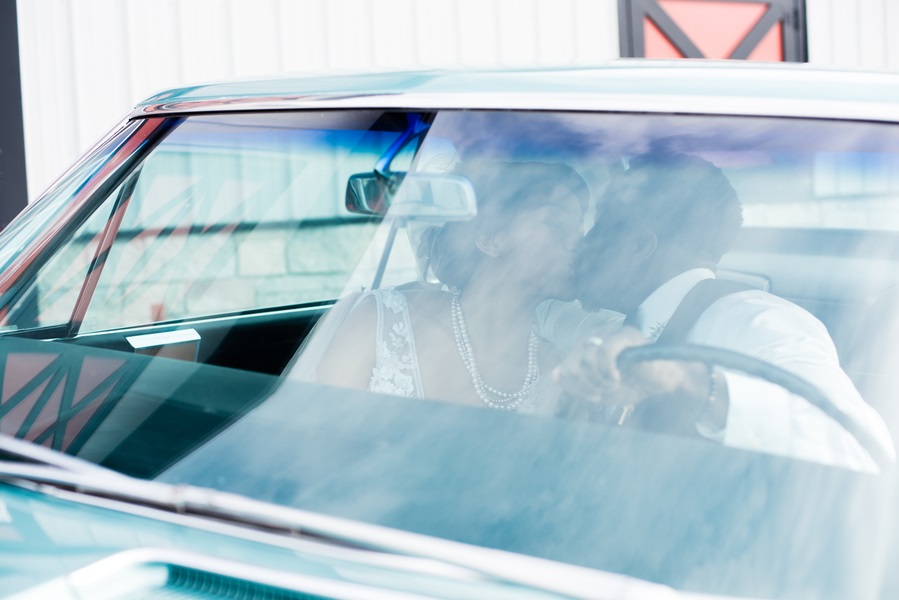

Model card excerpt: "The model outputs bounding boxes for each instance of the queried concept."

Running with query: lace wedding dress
[363,287,551,414]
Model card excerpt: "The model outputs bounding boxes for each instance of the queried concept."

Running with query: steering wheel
[617,344,892,470]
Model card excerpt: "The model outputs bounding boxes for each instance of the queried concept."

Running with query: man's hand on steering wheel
[552,326,727,434]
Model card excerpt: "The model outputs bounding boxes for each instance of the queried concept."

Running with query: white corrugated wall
[16,0,899,203]
[807,0,899,69]
[15,0,619,202]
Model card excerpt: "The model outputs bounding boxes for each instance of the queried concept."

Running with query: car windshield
[3,107,899,599]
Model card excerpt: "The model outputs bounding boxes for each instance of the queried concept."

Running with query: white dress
[366,287,425,398]
[364,287,548,414]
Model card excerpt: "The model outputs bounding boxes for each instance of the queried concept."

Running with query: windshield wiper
[0,434,693,600]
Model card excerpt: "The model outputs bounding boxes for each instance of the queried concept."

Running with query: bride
[314,160,589,414]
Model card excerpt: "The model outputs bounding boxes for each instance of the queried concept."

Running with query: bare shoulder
[314,292,377,387]
[347,290,378,313]
[401,286,454,310]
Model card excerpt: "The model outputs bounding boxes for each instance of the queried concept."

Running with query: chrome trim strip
[133,92,899,123]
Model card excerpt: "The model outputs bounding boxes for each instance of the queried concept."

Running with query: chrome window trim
[135,92,899,124]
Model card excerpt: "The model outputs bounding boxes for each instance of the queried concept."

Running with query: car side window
[4,198,117,331]
[7,112,426,334]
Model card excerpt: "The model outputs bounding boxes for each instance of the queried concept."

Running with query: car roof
[133,60,899,123]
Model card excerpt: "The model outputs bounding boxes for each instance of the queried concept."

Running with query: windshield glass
[5,108,899,600]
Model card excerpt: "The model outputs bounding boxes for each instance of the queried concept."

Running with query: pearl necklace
[450,292,539,411]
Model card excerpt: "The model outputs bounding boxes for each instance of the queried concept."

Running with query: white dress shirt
[536,269,896,472]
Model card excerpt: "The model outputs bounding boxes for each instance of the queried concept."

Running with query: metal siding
[832,0,861,66]
[17,0,620,203]
[805,0,833,65]
[17,0,80,202]
[179,1,237,82]
[416,1,462,66]
[372,0,419,69]
[858,0,887,69]
[26,1,899,205]
[279,0,331,72]
[888,1,899,68]
[806,0,899,70]
[575,0,620,63]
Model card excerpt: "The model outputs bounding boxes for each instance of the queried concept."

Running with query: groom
[549,152,894,471]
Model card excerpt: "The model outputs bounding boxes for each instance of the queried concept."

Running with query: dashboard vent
[21,549,420,600]
[160,565,332,600]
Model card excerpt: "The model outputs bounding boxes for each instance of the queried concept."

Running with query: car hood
[0,465,740,600]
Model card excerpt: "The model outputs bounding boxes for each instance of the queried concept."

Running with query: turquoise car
[1,61,899,599]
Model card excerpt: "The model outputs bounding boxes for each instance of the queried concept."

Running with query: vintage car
[1,60,899,599]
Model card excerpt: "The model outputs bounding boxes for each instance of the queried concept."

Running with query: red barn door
[619,0,807,62]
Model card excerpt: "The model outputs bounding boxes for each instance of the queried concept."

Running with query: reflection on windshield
[268,112,899,597]
[292,127,896,474]
[314,160,588,412]
[8,109,899,600]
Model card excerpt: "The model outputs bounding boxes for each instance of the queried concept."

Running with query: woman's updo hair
[419,160,589,290]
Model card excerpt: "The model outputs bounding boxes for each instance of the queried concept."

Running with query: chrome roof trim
[134,92,899,124]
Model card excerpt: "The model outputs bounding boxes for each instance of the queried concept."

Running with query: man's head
[577,152,743,314]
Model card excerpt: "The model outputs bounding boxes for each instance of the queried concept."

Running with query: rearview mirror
[346,172,477,221]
